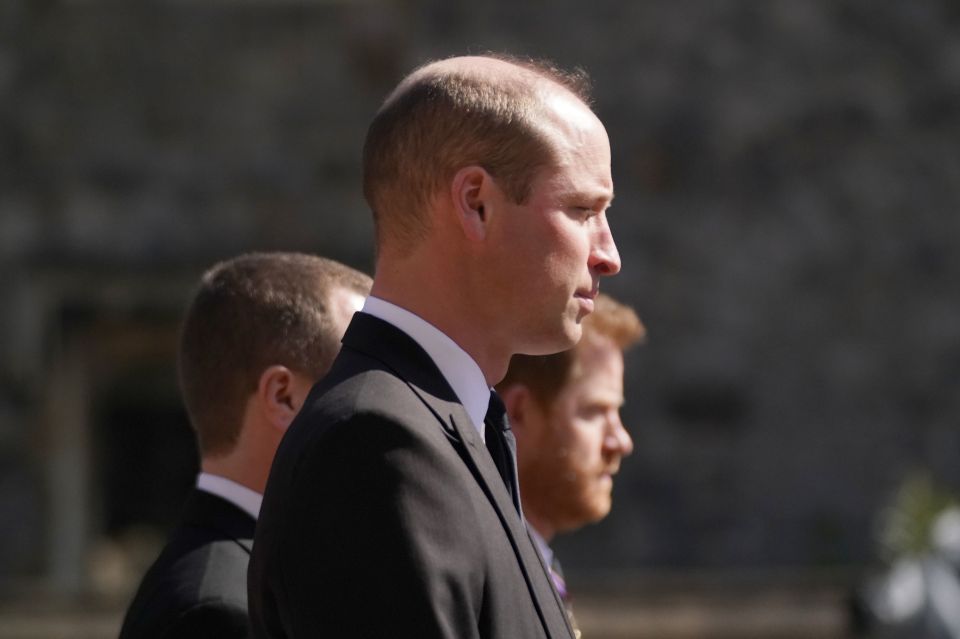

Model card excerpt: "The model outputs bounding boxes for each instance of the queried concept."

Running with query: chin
[564,499,611,528]
[586,497,612,522]
[561,510,606,533]
[560,320,583,347]
[521,325,580,356]
[587,507,610,524]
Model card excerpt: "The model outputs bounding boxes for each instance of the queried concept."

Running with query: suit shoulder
[120,532,249,639]
[313,364,417,413]
[121,596,248,639]
[284,364,441,454]
[159,599,249,639]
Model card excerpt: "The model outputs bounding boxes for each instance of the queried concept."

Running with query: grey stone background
[1,0,958,603]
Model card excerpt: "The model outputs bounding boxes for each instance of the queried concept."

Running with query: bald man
[249,55,621,639]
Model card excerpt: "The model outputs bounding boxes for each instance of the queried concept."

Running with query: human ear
[499,384,531,433]
[500,384,552,456]
[257,365,310,432]
[450,165,492,242]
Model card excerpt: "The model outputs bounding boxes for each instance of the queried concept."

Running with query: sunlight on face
[488,88,618,357]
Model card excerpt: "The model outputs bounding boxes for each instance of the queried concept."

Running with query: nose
[604,411,633,457]
[589,215,621,276]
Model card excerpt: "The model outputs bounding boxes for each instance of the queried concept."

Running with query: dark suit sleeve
[275,411,486,639]
[161,601,250,639]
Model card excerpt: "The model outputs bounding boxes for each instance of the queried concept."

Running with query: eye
[577,404,608,420]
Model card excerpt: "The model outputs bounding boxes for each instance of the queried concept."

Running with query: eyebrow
[560,190,614,208]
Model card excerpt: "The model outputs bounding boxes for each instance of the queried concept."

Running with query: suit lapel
[443,406,574,638]
[341,313,573,637]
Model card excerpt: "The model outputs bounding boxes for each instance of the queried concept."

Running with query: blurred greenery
[876,471,958,562]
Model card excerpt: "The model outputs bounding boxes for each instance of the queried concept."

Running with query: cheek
[536,430,579,483]
[555,427,600,478]
[539,218,586,267]
[550,231,588,273]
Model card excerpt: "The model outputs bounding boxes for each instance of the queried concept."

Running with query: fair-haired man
[119,252,370,639]
[249,54,621,639]
[497,293,645,635]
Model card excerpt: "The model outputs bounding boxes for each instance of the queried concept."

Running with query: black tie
[484,390,521,514]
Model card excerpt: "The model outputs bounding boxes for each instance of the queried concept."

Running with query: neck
[200,440,270,495]
[200,459,257,492]
[372,253,512,385]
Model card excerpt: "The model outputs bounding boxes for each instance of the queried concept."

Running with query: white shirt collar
[362,296,489,440]
[196,472,262,521]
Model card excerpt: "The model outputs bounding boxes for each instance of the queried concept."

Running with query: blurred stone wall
[1,0,958,590]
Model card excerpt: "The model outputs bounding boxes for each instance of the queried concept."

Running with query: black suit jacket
[119,489,255,639]
[248,312,574,638]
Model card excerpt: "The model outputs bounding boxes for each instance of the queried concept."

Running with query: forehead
[541,90,602,137]
[534,91,613,203]
[560,336,624,398]
[574,335,623,373]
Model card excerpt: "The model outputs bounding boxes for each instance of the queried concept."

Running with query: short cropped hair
[178,252,371,457]
[363,54,592,248]
[497,293,645,406]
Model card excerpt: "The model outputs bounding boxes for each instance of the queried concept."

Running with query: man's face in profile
[484,91,620,357]
[518,335,634,535]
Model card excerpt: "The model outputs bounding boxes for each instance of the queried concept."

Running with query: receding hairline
[364,54,597,247]
[402,56,608,184]
[385,55,588,113]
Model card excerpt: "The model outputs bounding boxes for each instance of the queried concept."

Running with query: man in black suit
[497,293,645,637]
[249,55,621,638]
[119,253,371,639]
